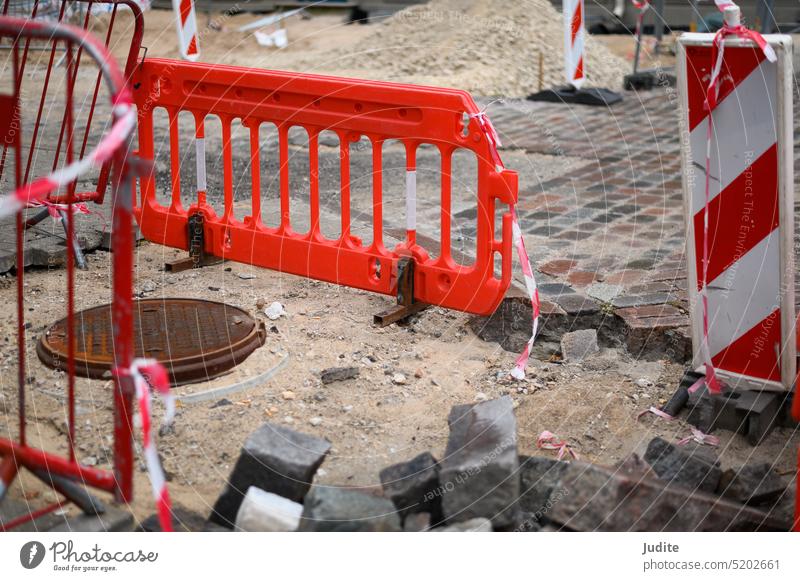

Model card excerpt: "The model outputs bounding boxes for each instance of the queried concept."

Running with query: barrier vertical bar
[221,117,233,222]
[339,134,351,243]
[309,128,321,239]
[405,143,417,247]
[195,116,206,204]
[278,124,290,233]
[371,138,384,252]
[169,109,182,212]
[248,121,261,227]
[440,148,452,264]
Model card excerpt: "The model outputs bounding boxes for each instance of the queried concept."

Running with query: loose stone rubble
[644,437,721,493]
[379,451,443,524]
[439,396,520,529]
[199,397,797,532]
[235,487,303,532]
[560,329,599,362]
[298,487,401,532]
[210,422,331,528]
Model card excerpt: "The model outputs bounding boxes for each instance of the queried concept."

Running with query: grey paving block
[379,451,442,524]
[644,437,721,493]
[547,461,786,531]
[297,486,401,532]
[210,422,331,528]
[439,396,520,530]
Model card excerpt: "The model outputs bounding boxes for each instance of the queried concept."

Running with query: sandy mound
[310,0,629,96]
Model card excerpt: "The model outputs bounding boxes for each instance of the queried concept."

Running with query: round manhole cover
[37,298,267,385]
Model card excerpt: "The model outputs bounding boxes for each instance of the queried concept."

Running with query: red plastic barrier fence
[132,60,519,316]
[0,10,138,530]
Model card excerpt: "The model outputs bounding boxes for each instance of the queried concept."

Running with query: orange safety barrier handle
[132,59,519,316]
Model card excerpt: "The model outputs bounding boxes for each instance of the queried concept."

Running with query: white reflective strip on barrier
[196,137,206,192]
[406,170,416,232]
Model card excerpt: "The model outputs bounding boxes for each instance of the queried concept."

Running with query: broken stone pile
[182,396,796,532]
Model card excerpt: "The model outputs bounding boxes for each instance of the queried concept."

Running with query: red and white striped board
[172,0,199,61]
[677,32,795,392]
[563,0,585,88]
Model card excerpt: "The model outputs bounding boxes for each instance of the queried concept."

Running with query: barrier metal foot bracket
[373,257,428,327]
[164,212,223,272]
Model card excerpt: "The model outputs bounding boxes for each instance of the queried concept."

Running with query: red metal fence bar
[0,13,136,529]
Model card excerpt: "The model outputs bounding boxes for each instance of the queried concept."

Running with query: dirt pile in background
[111,3,629,97]
[312,0,629,96]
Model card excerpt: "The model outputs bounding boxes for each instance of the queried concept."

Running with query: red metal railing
[0,0,143,203]
[0,11,137,530]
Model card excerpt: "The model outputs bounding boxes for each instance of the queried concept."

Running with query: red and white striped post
[677,5,795,392]
[563,0,585,88]
[172,0,199,61]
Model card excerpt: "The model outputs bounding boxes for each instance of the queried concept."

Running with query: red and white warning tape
[510,208,540,380]
[637,405,719,446]
[697,1,775,394]
[677,426,720,447]
[0,101,135,219]
[470,109,504,170]
[637,406,675,421]
[470,106,540,380]
[30,200,91,220]
[127,358,175,532]
[632,0,650,38]
[537,430,579,460]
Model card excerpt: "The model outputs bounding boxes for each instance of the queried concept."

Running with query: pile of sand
[108,2,629,98]
[309,0,629,96]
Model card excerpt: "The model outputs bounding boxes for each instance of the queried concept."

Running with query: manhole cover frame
[37,298,267,385]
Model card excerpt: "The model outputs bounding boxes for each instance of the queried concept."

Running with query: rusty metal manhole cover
[37,299,267,385]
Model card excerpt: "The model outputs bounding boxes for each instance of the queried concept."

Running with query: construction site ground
[1,7,798,527]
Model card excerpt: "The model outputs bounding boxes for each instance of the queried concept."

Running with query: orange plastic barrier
[132,59,518,316]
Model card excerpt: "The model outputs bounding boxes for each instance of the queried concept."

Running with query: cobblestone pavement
[480,91,693,361]
[477,83,800,363]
